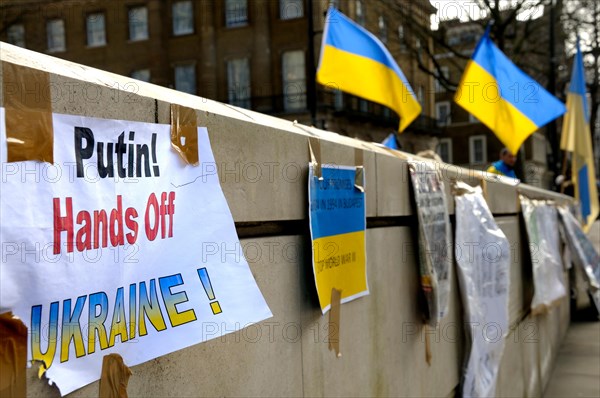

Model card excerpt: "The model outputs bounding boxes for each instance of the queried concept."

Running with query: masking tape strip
[2,62,54,163]
[308,137,322,179]
[170,104,199,166]
[354,148,364,192]
[0,312,27,398]
[99,354,132,398]
[328,288,342,358]
[424,324,432,366]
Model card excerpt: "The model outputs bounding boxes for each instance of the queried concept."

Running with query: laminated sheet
[558,206,600,313]
[520,196,567,313]
[408,160,452,325]
[454,182,510,398]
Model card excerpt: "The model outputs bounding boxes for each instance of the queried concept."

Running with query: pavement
[543,321,600,397]
[543,220,600,398]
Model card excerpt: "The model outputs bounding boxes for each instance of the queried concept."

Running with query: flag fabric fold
[560,38,599,232]
[455,27,566,155]
[317,7,421,132]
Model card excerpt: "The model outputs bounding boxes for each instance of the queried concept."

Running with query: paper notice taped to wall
[454,182,510,398]
[408,161,452,325]
[0,110,272,395]
[520,196,567,313]
[309,163,368,314]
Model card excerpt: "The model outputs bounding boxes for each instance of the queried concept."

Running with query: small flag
[455,27,566,155]
[317,8,421,132]
[560,38,599,232]
[381,133,399,150]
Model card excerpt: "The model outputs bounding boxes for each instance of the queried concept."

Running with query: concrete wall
[0,43,573,397]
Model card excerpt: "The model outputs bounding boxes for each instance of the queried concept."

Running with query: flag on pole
[560,38,599,232]
[455,27,566,155]
[317,7,421,132]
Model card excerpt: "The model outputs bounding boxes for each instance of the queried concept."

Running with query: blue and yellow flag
[317,8,421,132]
[560,38,599,232]
[455,28,566,155]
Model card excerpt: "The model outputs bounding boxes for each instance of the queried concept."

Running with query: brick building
[1,0,440,150]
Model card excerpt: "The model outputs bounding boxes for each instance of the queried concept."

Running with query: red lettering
[110,195,125,247]
[168,191,176,238]
[76,210,92,251]
[125,208,139,244]
[93,210,108,249]
[160,192,167,239]
[145,193,159,241]
[53,197,74,254]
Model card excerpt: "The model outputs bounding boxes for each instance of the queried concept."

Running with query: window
[378,16,387,43]
[280,0,303,20]
[435,66,450,93]
[469,135,487,164]
[86,13,106,47]
[398,24,404,40]
[173,1,194,35]
[175,64,196,95]
[7,24,25,47]
[437,138,453,164]
[227,58,251,109]
[225,0,248,27]
[334,90,343,110]
[435,101,451,126]
[46,19,65,52]
[415,38,421,49]
[131,69,151,82]
[469,113,479,123]
[417,86,424,105]
[129,6,148,41]
[355,0,365,26]
[359,99,368,113]
[282,50,306,111]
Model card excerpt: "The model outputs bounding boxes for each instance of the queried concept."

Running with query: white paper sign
[454,182,510,398]
[0,110,272,395]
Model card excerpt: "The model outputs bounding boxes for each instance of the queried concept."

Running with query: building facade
[1,0,439,150]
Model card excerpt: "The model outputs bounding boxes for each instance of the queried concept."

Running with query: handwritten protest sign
[309,164,368,313]
[0,110,272,395]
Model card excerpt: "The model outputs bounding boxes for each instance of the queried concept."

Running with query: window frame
[172,1,195,36]
[131,68,151,82]
[174,63,197,95]
[86,12,107,47]
[469,135,487,165]
[46,18,66,53]
[7,24,26,48]
[225,0,249,28]
[227,57,252,109]
[435,101,451,126]
[437,138,453,164]
[282,50,307,112]
[280,0,304,20]
[128,6,149,42]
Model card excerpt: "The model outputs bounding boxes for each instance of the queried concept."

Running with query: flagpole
[547,0,560,186]
[307,0,318,127]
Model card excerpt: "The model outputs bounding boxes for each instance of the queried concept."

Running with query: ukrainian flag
[560,38,599,232]
[455,27,566,155]
[317,8,421,132]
